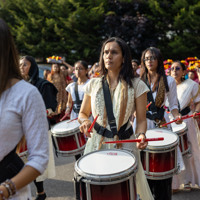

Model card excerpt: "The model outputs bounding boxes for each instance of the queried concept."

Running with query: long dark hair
[99,37,134,87]
[0,18,22,97]
[140,47,169,92]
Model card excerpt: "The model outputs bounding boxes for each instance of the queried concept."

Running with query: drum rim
[51,120,80,135]
[172,126,188,135]
[145,128,179,149]
[75,149,138,183]
[171,121,188,134]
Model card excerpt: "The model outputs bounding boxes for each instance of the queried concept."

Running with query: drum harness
[146,85,165,128]
[72,82,83,114]
[93,78,133,143]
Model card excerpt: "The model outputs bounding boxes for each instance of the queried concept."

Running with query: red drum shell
[51,119,86,156]
[141,128,179,180]
[171,122,190,155]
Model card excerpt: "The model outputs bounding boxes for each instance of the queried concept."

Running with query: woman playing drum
[78,37,154,200]
[171,61,200,191]
[137,47,182,200]
[65,60,90,161]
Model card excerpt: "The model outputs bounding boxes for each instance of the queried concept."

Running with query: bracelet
[1,179,17,198]
[5,179,16,196]
[0,190,6,200]
[135,132,146,139]
[1,183,11,197]
[79,118,91,124]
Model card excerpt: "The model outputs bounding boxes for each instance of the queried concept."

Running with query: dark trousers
[34,180,44,193]
[147,178,172,200]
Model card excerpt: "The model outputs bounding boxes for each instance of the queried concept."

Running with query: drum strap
[180,106,191,116]
[94,121,133,139]
[0,147,24,182]
[102,77,118,137]
[73,82,82,114]
[145,81,165,121]
[177,100,191,116]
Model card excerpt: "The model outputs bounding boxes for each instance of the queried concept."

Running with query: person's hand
[136,133,148,150]
[79,119,92,137]
[0,185,9,199]
[174,114,182,124]
[65,107,71,117]
[47,108,54,117]
[193,111,200,119]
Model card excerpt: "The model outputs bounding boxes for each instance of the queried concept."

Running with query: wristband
[135,132,146,139]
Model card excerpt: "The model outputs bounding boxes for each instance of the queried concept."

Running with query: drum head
[146,128,179,147]
[171,122,187,134]
[51,119,80,135]
[75,149,137,183]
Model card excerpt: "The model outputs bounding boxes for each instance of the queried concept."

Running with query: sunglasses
[171,67,181,71]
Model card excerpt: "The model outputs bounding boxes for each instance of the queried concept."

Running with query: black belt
[180,106,190,116]
[94,121,133,140]
[0,148,24,182]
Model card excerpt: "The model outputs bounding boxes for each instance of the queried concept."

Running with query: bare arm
[65,93,73,115]
[193,101,200,119]
[135,92,148,150]
[0,166,40,199]
[171,109,182,124]
[62,61,74,75]
[78,94,92,137]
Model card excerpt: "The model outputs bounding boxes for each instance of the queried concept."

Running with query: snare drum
[171,122,190,155]
[75,149,138,200]
[51,119,86,156]
[141,128,179,180]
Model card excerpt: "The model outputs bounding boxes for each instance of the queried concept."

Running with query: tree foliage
[147,0,200,59]
[0,0,200,63]
[102,0,158,60]
[0,0,106,63]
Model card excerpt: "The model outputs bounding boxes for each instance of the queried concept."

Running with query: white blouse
[66,79,90,119]
[0,80,49,174]
[177,78,200,110]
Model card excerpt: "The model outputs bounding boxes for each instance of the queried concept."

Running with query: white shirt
[0,80,49,174]
[66,79,90,119]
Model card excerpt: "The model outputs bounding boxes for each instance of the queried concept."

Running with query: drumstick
[146,101,152,109]
[161,112,200,127]
[60,113,69,122]
[88,114,99,133]
[67,117,78,123]
[102,137,164,144]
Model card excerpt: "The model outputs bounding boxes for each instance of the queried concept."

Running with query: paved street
[31,153,200,200]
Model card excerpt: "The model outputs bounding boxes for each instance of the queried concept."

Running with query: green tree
[102,0,157,60]
[147,0,200,59]
[0,0,106,63]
